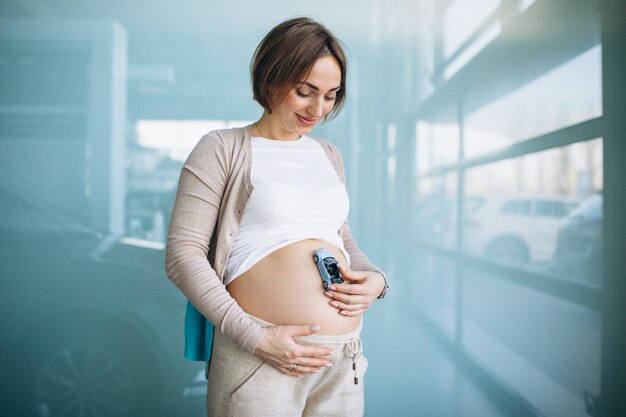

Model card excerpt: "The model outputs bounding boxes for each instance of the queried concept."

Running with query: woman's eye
[324,96,336,102]
[296,90,310,97]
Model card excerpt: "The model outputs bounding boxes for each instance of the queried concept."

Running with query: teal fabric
[184,300,214,362]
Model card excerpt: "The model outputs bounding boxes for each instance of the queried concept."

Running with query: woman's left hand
[323,265,386,316]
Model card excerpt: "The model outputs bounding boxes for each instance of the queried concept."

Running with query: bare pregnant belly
[226,239,361,335]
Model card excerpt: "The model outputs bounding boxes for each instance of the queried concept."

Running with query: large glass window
[463,138,603,285]
[412,3,604,415]
[462,268,600,417]
[464,46,602,158]
[415,119,459,173]
[442,0,501,80]
[413,174,458,250]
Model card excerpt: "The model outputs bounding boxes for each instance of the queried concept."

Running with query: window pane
[462,269,600,417]
[464,45,602,158]
[444,21,501,80]
[413,174,458,250]
[416,119,459,173]
[462,139,603,286]
[443,0,500,59]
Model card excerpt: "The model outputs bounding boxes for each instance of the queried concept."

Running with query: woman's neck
[254,114,301,141]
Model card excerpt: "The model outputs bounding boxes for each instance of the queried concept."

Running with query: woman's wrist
[375,272,389,299]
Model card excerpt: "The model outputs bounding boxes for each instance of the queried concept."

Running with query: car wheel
[313,255,318,263]
[15,323,159,417]
[484,237,530,266]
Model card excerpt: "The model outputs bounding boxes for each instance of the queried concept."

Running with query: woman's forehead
[301,56,342,90]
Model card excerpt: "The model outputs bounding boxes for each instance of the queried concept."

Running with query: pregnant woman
[165,17,389,417]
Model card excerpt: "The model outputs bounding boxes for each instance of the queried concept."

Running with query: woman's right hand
[253,324,335,377]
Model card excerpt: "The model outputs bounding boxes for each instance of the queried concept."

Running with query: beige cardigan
[165,124,385,354]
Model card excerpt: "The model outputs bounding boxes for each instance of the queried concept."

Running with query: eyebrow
[299,81,341,92]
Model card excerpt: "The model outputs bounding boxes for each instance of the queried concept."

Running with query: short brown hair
[250,17,348,120]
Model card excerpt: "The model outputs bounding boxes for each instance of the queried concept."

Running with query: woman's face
[267,55,342,139]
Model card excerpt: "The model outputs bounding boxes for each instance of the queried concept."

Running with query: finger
[326,284,367,296]
[277,367,304,378]
[290,357,334,368]
[287,364,325,374]
[298,345,335,358]
[338,265,366,282]
[326,291,368,305]
[284,324,321,337]
[330,300,368,311]
[339,308,366,317]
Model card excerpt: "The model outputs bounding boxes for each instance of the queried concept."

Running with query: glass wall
[411,1,604,416]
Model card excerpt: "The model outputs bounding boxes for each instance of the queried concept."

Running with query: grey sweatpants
[206,314,368,417]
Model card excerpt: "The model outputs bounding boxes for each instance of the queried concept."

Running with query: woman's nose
[308,97,324,118]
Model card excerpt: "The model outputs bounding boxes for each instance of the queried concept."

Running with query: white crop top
[223,135,351,285]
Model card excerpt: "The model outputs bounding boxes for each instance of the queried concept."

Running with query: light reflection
[464,46,602,157]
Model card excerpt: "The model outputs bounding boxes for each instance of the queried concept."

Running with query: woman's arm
[340,218,385,277]
[165,133,265,354]
[322,142,389,314]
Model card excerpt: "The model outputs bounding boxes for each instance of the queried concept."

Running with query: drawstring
[344,338,362,385]
[344,338,362,358]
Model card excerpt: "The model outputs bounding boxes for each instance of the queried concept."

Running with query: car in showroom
[0,186,206,417]
[552,192,603,286]
[461,195,580,267]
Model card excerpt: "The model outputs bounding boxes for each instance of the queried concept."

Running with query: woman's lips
[296,113,316,126]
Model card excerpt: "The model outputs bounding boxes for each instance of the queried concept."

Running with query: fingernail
[329,285,336,290]
[324,291,333,297]
[326,362,333,367]
[330,301,339,307]
[310,325,320,331]
[340,311,347,316]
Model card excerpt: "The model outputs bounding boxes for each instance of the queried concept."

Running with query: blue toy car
[313,248,344,290]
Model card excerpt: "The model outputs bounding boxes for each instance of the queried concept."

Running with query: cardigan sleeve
[328,142,386,278]
[165,132,265,354]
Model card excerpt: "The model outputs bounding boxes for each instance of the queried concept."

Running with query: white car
[461,195,580,266]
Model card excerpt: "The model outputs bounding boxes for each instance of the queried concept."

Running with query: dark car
[552,192,603,286]
[0,186,205,417]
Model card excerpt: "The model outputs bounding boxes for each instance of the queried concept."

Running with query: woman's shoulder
[307,135,341,157]
[198,125,249,147]
[307,135,346,180]
[185,125,250,168]
[191,125,249,153]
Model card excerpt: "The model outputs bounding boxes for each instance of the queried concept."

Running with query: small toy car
[313,248,344,290]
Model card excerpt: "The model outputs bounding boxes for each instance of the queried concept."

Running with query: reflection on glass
[462,194,579,266]
[416,120,459,173]
[443,0,500,59]
[444,21,501,80]
[462,269,600,417]
[413,174,458,249]
[464,45,602,158]
[129,119,253,243]
[553,192,603,286]
[411,252,457,339]
[136,119,252,161]
[519,0,537,12]
[463,139,603,282]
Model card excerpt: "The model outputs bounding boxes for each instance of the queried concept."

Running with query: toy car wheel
[313,255,319,263]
